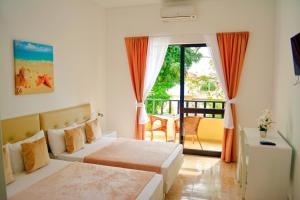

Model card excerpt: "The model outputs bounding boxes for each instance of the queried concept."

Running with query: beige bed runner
[9,162,155,200]
[84,138,179,173]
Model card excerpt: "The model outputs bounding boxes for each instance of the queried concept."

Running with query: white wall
[105,0,276,138]
[273,0,300,199]
[0,0,107,128]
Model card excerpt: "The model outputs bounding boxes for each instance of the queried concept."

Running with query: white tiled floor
[166,155,242,200]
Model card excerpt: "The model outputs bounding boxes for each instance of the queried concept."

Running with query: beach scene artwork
[14,40,54,95]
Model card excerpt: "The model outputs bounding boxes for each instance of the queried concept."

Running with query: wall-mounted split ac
[160,4,197,22]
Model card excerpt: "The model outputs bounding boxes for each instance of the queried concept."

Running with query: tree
[185,61,224,101]
[146,46,202,114]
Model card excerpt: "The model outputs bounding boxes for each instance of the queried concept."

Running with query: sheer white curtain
[204,35,234,129]
[138,36,170,124]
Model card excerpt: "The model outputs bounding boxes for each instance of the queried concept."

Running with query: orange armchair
[145,115,168,141]
[174,116,202,149]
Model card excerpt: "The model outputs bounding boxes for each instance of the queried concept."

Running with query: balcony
[145,98,225,152]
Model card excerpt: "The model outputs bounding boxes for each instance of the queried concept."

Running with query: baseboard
[183,148,221,157]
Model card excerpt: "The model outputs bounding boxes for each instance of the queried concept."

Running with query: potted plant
[257,109,272,138]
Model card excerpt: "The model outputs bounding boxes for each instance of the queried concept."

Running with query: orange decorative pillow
[2,145,15,184]
[85,117,102,143]
[64,126,85,153]
[21,137,50,173]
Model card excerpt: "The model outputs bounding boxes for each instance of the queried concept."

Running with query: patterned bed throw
[84,138,179,173]
[9,162,155,200]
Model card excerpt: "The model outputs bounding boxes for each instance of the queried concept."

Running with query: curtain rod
[149,32,216,37]
[126,31,249,38]
[125,32,217,38]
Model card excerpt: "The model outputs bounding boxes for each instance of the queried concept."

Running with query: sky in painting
[14,40,53,62]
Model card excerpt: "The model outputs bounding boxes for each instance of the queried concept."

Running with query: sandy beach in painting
[15,59,54,95]
[14,40,54,95]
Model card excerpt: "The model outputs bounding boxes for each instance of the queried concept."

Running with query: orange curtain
[125,36,149,140]
[217,32,249,162]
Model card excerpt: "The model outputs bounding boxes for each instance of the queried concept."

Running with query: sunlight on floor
[166,155,242,200]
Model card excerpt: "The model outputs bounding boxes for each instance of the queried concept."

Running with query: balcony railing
[145,98,225,118]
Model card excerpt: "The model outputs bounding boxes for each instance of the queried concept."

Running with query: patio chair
[174,118,180,142]
[174,116,203,149]
[145,115,168,141]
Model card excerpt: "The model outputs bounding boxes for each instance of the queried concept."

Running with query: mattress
[6,159,163,200]
[54,137,183,193]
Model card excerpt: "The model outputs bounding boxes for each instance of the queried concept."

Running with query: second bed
[39,104,183,193]
[53,136,183,193]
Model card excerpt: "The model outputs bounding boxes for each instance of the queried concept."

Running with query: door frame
[179,43,221,157]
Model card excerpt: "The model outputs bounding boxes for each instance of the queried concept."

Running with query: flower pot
[260,130,267,138]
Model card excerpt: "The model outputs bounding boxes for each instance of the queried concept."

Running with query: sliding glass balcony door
[144,44,224,156]
[179,44,224,156]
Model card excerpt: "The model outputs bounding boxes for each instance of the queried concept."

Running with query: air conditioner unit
[160,4,197,22]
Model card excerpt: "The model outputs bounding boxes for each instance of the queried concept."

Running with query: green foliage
[185,72,224,100]
[146,46,202,114]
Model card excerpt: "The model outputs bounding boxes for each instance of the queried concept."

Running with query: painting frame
[14,40,54,95]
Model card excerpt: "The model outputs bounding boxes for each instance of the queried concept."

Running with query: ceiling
[91,0,194,8]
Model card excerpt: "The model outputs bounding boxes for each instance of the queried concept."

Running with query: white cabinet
[243,128,292,200]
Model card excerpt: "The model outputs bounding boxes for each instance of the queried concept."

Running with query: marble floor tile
[166,155,242,200]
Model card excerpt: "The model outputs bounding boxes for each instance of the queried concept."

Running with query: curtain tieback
[224,97,237,129]
[226,98,237,104]
[136,102,149,124]
[136,102,145,108]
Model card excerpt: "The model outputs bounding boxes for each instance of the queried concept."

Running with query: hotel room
[0,0,299,199]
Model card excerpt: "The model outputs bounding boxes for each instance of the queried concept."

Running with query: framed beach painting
[14,40,54,95]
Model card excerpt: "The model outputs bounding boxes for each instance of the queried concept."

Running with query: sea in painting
[14,40,54,95]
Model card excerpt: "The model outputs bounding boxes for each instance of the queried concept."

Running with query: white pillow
[8,130,45,174]
[76,122,88,143]
[85,117,102,141]
[47,124,77,156]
